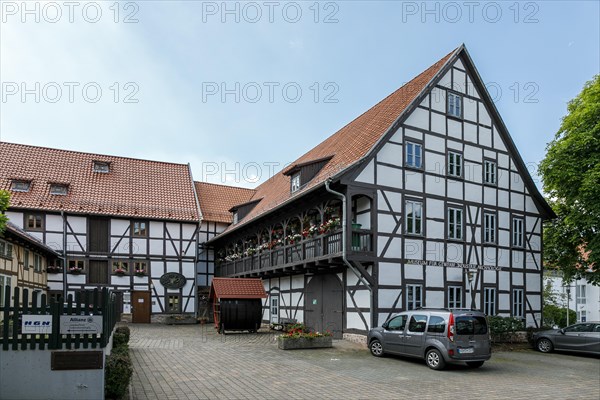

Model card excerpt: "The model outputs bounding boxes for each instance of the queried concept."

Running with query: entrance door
[132,291,151,323]
[304,274,343,339]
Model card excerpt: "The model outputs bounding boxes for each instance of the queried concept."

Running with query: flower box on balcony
[134,271,147,277]
[277,335,333,350]
[114,268,127,276]
[69,269,83,275]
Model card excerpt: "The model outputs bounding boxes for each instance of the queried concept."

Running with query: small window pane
[133,221,147,237]
[408,314,427,333]
[427,316,446,333]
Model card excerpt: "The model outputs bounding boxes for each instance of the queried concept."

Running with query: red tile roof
[218,47,457,235]
[195,182,256,224]
[210,277,267,299]
[0,142,200,222]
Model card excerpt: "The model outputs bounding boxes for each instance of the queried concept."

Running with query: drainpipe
[324,179,373,330]
[61,211,67,299]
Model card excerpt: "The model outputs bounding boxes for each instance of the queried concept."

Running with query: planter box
[277,336,333,350]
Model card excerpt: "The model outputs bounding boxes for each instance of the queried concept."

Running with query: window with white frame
[291,173,301,193]
[513,288,524,318]
[93,161,110,173]
[50,183,68,195]
[33,254,42,272]
[405,142,422,168]
[576,285,586,305]
[448,286,463,308]
[448,152,462,177]
[512,218,524,247]
[484,160,497,184]
[447,92,462,118]
[25,213,44,231]
[11,180,31,192]
[406,284,422,310]
[483,287,496,316]
[447,207,463,240]
[405,200,423,235]
[484,212,496,243]
[0,275,12,307]
[0,240,13,259]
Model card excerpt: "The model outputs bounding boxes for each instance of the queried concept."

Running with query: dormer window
[10,180,31,192]
[93,161,110,173]
[50,183,68,196]
[291,173,301,193]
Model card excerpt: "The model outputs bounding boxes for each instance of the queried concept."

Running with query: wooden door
[304,274,344,339]
[132,291,151,323]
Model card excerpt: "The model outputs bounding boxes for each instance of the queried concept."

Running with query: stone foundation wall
[343,333,367,348]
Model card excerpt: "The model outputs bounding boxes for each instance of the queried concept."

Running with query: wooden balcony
[216,229,373,278]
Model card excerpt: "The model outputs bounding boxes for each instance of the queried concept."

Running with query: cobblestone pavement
[128,324,600,400]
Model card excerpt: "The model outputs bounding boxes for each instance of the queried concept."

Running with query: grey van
[367,308,492,370]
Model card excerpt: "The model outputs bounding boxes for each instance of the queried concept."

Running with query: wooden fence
[1,286,120,351]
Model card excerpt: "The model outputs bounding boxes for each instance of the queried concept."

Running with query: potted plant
[114,267,127,276]
[46,265,62,274]
[134,267,146,276]
[68,265,83,274]
[277,323,333,350]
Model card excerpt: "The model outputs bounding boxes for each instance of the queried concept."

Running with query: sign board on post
[22,315,53,334]
[59,315,103,334]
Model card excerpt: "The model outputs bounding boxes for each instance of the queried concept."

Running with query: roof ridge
[195,181,257,192]
[0,141,191,168]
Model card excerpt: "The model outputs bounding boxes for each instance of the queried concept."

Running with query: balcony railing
[216,229,372,277]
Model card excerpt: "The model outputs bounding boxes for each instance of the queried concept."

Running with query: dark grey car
[533,322,600,355]
[367,309,492,370]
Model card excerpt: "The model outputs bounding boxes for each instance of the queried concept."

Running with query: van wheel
[466,361,484,368]
[369,339,384,357]
[425,349,446,370]
[536,338,553,353]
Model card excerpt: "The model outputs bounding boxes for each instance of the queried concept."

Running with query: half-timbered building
[0,222,60,308]
[208,45,555,337]
[194,181,256,319]
[0,143,201,321]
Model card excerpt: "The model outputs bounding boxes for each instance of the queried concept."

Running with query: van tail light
[448,313,455,342]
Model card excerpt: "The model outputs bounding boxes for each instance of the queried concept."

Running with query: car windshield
[455,316,488,335]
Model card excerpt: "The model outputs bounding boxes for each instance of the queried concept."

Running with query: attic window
[93,161,110,173]
[50,183,68,196]
[291,173,301,193]
[10,180,31,192]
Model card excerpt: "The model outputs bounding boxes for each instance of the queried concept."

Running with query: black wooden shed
[210,278,267,334]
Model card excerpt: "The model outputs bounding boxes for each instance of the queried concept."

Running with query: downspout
[61,211,67,299]
[324,179,373,330]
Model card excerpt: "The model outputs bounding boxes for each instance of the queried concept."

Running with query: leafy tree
[539,75,600,285]
[0,190,9,233]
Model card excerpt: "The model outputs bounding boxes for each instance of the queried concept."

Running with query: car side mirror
[559,329,565,334]
[382,322,388,330]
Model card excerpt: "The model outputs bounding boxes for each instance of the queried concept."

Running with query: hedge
[105,326,133,400]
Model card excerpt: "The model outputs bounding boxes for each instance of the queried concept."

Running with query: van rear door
[454,314,490,358]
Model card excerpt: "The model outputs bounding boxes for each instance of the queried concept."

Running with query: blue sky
[1,1,599,188]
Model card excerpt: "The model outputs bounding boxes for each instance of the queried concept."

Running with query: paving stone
[128,324,600,399]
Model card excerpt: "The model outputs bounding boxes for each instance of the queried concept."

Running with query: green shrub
[487,316,525,343]
[113,326,130,348]
[542,304,576,328]
[105,350,133,400]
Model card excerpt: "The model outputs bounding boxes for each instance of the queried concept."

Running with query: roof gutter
[324,178,373,331]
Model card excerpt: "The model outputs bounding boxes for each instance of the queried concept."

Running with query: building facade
[0,143,200,321]
[546,271,600,323]
[0,222,60,307]
[209,45,555,336]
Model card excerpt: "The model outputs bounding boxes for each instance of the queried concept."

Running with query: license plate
[458,348,474,354]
